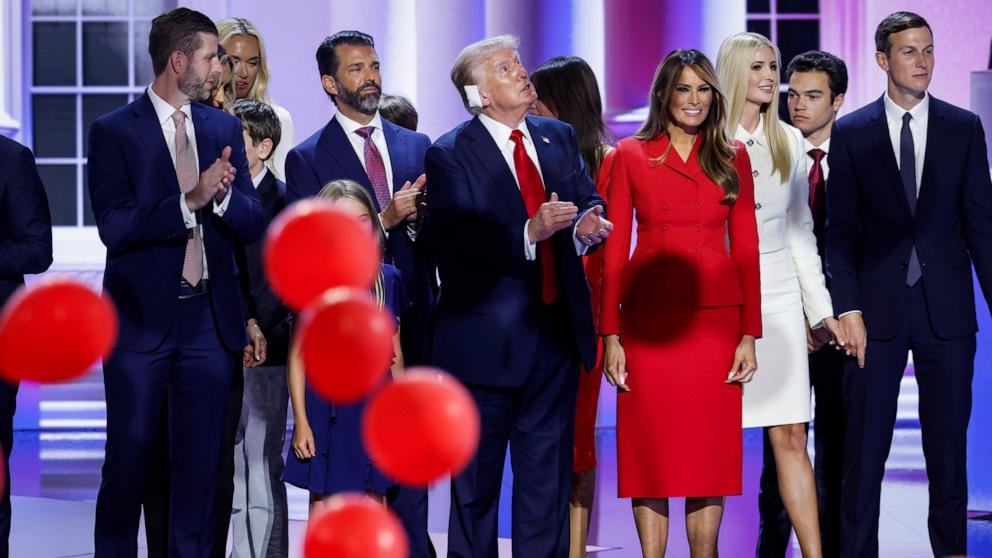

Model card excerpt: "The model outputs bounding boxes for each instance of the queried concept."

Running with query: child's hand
[292,422,316,460]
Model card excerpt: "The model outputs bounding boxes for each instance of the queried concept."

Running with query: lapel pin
[541,136,550,144]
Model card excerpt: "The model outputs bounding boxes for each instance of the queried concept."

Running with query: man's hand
[527,192,577,243]
[380,174,426,230]
[575,205,612,246]
[242,318,267,368]
[839,312,867,368]
[186,146,236,211]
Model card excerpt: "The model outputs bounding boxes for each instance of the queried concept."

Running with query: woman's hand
[727,335,757,384]
[292,421,316,460]
[602,335,630,392]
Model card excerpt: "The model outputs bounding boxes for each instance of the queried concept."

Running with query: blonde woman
[217,18,295,181]
[717,32,844,558]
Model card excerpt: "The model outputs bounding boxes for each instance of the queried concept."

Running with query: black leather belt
[178,278,209,299]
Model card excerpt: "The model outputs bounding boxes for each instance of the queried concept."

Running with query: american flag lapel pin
[542,136,550,144]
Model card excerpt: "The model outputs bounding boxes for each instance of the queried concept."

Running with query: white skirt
[742,249,812,428]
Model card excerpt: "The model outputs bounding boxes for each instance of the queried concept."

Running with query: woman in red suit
[530,55,615,558]
[601,49,762,557]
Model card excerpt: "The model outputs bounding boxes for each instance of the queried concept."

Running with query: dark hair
[148,8,218,76]
[530,56,613,179]
[231,99,282,155]
[637,49,738,204]
[379,94,419,131]
[875,11,932,55]
[316,30,374,78]
[786,50,849,100]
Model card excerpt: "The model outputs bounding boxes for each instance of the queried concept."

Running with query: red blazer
[599,134,761,337]
[583,148,616,328]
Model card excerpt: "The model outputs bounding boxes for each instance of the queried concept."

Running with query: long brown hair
[636,49,739,204]
[530,56,613,178]
[316,179,385,306]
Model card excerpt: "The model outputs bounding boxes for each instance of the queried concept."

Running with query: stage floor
[9,426,992,557]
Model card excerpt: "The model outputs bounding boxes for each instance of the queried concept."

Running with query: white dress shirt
[335,110,394,192]
[252,166,268,189]
[147,85,232,280]
[477,113,588,260]
[883,91,929,194]
[802,137,830,182]
[735,118,833,324]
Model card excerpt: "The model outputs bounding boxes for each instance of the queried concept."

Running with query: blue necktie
[900,112,922,286]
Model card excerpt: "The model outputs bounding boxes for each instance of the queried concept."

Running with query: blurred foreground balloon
[303,493,408,558]
[298,289,395,404]
[0,278,117,383]
[363,368,480,486]
[263,199,379,310]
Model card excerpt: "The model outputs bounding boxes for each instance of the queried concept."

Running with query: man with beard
[285,30,435,558]
[87,8,263,556]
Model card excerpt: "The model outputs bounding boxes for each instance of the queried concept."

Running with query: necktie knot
[902,112,912,126]
[808,148,826,164]
[171,110,186,126]
[510,129,524,146]
[356,126,375,140]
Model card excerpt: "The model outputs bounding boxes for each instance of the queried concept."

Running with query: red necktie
[808,148,827,234]
[355,126,391,211]
[510,129,558,305]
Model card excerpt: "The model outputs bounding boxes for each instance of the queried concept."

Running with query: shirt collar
[883,90,929,124]
[147,84,192,127]
[251,166,268,189]
[803,137,830,155]
[734,116,765,147]
[478,113,532,149]
[336,110,384,136]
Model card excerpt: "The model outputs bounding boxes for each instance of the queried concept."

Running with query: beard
[336,78,381,115]
[179,67,218,102]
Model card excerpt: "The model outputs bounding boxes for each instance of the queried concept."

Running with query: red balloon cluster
[263,199,379,310]
[296,289,395,404]
[0,279,117,383]
[304,494,408,558]
[364,368,480,486]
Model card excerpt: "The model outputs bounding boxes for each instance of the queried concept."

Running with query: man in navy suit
[429,35,611,558]
[87,8,263,556]
[0,135,52,558]
[826,11,992,558]
[284,30,435,558]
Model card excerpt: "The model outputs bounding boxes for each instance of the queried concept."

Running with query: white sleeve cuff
[838,310,862,318]
[523,220,537,261]
[180,194,197,229]
[212,187,233,217]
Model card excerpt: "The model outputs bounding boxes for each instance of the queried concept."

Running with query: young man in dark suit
[86,8,263,556]
[0,135,53,558]
[429,35,611,558]
[826,11,992,558]
[284,30,435,558]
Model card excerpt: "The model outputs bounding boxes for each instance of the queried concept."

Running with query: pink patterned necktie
[355,126,391,211]
[172,110,203,286]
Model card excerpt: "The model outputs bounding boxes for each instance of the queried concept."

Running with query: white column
[0,0,23,139]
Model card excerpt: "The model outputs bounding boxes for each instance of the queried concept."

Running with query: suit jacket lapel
[191,102,215,175]
[916,97,942,223]
[132,93,180,194]
[465,117,528,220]
[528,117,562,196]
[382,120,407,193]
[867,97,913,217]
[318,117,375,195]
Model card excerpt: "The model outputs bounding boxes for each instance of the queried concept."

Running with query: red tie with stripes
[509,129,558,305]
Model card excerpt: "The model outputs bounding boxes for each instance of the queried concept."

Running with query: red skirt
[617,305,743,498]
[573,339,603,472]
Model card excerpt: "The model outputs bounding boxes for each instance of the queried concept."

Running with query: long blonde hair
[317,180,386,306]
[636,49,739,204]
[717,32,792,181]
[216,18,272,103]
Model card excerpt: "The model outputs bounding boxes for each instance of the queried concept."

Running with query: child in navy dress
[283,179,410,513]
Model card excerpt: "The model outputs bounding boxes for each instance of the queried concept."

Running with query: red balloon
[0,278,117,383]
[363,368,480,486]
[263,199,379,310]
[304,493,408,558]
[298,289,395,404]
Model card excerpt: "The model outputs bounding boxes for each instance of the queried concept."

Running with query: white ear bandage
[463,85,483,108]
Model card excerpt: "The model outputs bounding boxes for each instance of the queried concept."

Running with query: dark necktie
[355,126,391,212]
[510,129,559,304]
[900,112,922,286]
[807,148,827,248]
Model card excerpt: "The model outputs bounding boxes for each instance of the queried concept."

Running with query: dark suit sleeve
[0,145,53,275]
[285,147,321,204]
[425,144,528,270]
[824,122,862,315]
[233,241,257,321]
[216,119,264,244]
[962,115,992,313]
[88,119,189,253]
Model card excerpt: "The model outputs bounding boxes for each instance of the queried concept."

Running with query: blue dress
[283,264,410,495]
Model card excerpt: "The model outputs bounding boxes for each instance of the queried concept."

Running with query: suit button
[755,203,763,210]
[662,204,669,210]
[900,262,908,269]
[921,262,927,267]
[752,170,759,178]
[694,203,701,209]
[694,225,701,231]
[663,225,670,231]
[746,139,754,147]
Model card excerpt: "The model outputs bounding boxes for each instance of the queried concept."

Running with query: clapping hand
[575,205,612,246]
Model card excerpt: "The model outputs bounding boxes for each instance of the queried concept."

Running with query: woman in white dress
[217,18,295,181]
[717,32,843,558]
